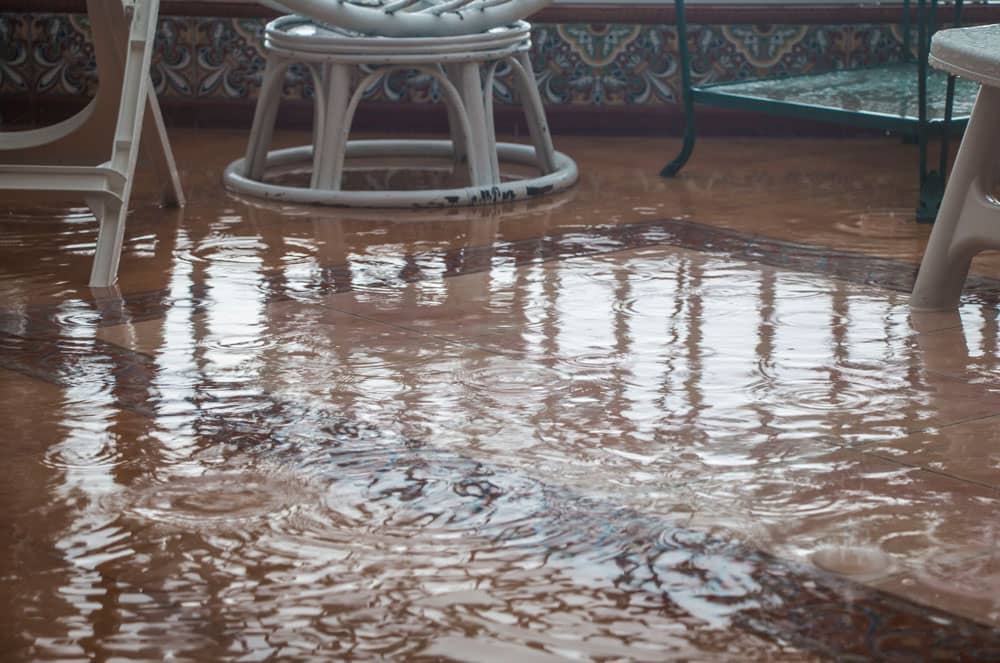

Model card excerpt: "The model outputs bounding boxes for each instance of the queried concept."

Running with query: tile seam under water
[4,218,1000,657]
[858,445,1000,493]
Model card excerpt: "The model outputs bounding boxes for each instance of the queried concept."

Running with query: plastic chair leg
[141,86,185,207]
[88,195,127,288]
[911,86,1000,310]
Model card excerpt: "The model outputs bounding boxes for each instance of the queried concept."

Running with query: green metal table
[661,0,975,222]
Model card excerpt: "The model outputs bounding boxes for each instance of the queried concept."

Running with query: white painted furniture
[260,0,551,38]
[226,1,576,208]
[0,0,184,287]
[911,24,1000,310]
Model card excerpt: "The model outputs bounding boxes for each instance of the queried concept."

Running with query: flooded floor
[2,130,1000,660]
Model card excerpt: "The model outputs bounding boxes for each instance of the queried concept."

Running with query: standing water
[3,135,1000,659]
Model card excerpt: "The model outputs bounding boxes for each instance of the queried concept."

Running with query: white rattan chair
[0,0,184,288]
[225,0,576,207]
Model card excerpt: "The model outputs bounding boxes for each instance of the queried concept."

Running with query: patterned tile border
[1,1,993,23]
[4,218,1000,658]
[0,13,911,107]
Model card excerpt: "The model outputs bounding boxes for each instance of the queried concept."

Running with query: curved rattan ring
[225,140,578,207]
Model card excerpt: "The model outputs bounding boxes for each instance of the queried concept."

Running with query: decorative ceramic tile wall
[0,13,907,107]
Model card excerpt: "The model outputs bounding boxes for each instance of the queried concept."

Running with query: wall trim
[1,94,889,137]
[3,1,1000,24]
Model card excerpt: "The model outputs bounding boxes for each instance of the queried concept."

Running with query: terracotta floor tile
[862,415,1000,489]
[675,449,1000,581]
[0,368,68,470]
[908,320,1000,386]
[97,315,176,357]
[875,549,1000,627]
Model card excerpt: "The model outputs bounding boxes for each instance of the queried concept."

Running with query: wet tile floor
[2,130,1000,660]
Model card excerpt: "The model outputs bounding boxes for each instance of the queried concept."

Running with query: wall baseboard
[2,1,999,24]
[1,94,889,137]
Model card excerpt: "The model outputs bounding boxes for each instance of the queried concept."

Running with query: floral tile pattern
[0,13,29,94]
[195,17,265,98]
[29,13,96,96]
[0,12,908,108]
[154,16,195,96]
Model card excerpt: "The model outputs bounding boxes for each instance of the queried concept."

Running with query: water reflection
[4,188,1000,657]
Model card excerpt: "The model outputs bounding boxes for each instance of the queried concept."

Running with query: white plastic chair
[0,0,184,288]
[911,24,1000,310]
